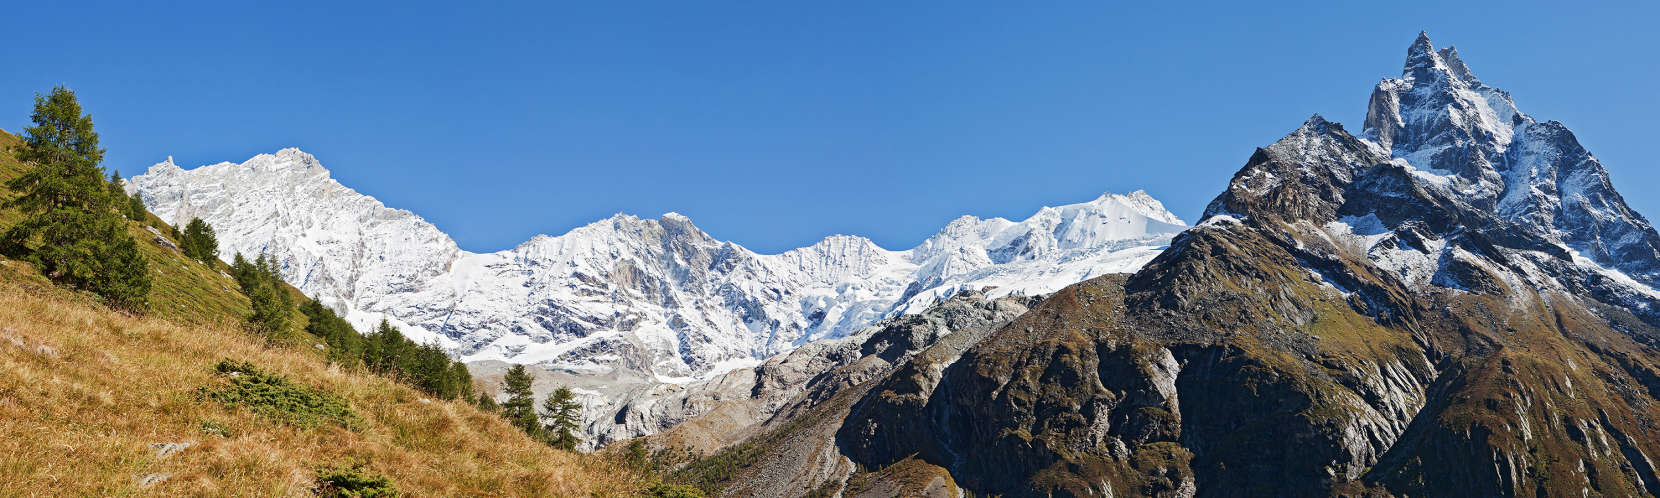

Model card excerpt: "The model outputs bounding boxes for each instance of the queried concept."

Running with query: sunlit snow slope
[130,153,1184,378]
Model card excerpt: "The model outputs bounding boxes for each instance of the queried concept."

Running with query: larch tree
[541,386,583,451]
[126,191,146,221]
[2,86,150,309]
[501,364,540,436]
[181,217,218,262]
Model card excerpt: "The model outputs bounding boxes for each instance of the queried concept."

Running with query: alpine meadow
[6,3,1660,497]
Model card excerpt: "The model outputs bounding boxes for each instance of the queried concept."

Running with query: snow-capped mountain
[822,34,1660,496]
[1359,32,1660,286]
[1202,31,1660,321]
[128,156,1184,378]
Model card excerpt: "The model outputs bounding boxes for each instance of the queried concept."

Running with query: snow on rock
[129,157,1184,379]
[1363,31,1660,288]
[1197,32,1660,331]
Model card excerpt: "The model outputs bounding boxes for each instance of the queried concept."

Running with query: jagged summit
[1361,33,1660,286]
[1402,32,1480,85]
[1300,113,1330,129]
[834,33,1660,497]
[1402,31,1440,74]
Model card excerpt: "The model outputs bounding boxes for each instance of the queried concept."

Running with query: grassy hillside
[0,128,262,330]
[0,271,647,495]
[0,128,653,495]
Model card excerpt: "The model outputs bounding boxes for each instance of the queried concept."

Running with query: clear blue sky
[2,2,1656,253]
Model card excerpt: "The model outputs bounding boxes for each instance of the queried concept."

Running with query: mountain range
[121,32,1660,496]
[557,32,1660,497]
[127,156,1184,383]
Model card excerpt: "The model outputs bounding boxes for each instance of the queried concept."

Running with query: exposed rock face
[724,34,1660,497]
[1363,31,1660,287]
[600,289,1036,496]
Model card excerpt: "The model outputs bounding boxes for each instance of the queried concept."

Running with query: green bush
[199,359,360,429]
[198,419,233,438]
[314,461,397,497]
[645,482,705,498]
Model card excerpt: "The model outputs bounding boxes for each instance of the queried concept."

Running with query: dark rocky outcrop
[660,33,1660,498]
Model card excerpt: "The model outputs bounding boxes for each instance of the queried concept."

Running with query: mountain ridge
[128,153,1186,381]
[673,32,1660,497]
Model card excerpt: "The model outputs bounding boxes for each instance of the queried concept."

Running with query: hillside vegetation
[0,127,652,496]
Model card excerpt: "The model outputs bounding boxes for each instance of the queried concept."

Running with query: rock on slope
[129,156,1184,381]
[696,33,1660,497]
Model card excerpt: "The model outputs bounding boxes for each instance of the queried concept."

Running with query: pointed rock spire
[1403,31,1441,77]
[1299,113,1334,134]
[1437,46,1479,83]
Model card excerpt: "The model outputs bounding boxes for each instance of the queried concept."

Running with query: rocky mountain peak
[1359,34,1660,285]
[243,148,327,176]
[131,150,1184,377]
[1366,33,1526,183]
[1200,113,1388,224]
[1402,31,1438,74]
[1296,113,1334,134]
[830,34,1660,497]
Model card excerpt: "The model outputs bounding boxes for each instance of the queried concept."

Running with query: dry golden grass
[0,274,649,497]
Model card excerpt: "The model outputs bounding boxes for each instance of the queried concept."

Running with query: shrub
[646,482,705,498]
[199,419,233,438]
[314,461,397,497]
[199,359,360,429]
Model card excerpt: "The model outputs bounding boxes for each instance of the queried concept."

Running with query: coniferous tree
[541,386,582,451]
[450,362,475,401]
[231,252,252,282]
[106,170,126,205]
[364,319,411,376]
[238,253,291,335]
[2,86,150,308]
[501,364,539,436]
[411,342,456,398]
[247,278,289,334]
[476,392,499,413]
[126,192,146,221]
[300,297,364,366]
[347,317,478,400]
[180,217,218,262]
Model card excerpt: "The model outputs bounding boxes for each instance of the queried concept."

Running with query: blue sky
[2,2,1657,253]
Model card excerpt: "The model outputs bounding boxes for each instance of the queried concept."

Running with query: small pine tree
[2,86,150,309]
[106,170,127,204]
[126,191,147,221]
[410,342,457,398]
[231,252,252,282]
[90,233,152,308]
[541,386,582,451]
[181,217,218,262]
[476,392,499,413]
[247,278,289,334]
[623,439,650,470]
[363,319,412,377]
[450,361,474,401]
[300,297,365,367]
[240,253,291,335]
[501,364,539,436]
